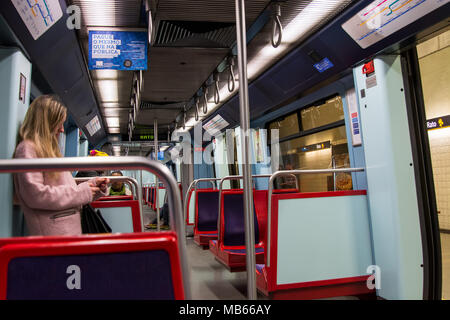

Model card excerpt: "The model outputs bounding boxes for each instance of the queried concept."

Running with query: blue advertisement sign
[313,58,334,73]
[88,30,148,70]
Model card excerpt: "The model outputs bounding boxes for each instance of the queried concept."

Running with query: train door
[416,29,450,300]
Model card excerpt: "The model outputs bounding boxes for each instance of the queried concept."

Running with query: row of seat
[0,232,184,299]
[143,185,165,211]
[0,192,186,299]
[189,188,296,271]
[187,185,376,299]
[143,184,181,211]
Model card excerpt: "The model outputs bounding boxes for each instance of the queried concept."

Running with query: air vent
[155,20,235,48]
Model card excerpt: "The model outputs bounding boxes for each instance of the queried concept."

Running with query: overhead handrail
[183,178,222,224]
[0,156,190,299]
[227,56,236,92]
[202,85,208,114]
[271,2,283,48]
[195,97,200,121]
[266,168,365,268]
[213,72,220,105]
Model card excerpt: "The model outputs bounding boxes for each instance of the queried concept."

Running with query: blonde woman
[13,95,109,236]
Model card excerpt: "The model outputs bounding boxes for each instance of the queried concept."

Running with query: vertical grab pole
[235,0,257,300]
[154,119,160,232]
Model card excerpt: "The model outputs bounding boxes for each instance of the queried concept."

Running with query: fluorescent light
[185,117,200,128]
[105,117,120,127]
[160,146,169,152]
[92,70,120,80]
[78,1,118,26]
[96,80,119,103]
[108,127,121,134]
[101,103,123,108]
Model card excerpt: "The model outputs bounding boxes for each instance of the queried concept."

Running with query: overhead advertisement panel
[11,0,63,40]
[342,0,449,49]
[88,30,148,70]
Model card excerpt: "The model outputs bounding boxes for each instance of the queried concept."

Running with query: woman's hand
[88,184,100,198]
[95,177,110,193]
[88,178,110,197]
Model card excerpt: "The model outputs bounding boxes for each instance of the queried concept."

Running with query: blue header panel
[88,30,148,70]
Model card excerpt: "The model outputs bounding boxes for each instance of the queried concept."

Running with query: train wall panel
[354,55,424,300]
[188,190,196,225]
[65,128,80,158]
[276,194,372,285]
[99,207,134,234]
[0,48,31,237]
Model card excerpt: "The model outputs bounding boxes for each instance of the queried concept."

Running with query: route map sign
[342,0,449,49]
[11,0,63,40]
[88,30,148,71]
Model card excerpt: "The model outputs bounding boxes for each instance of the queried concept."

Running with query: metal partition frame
[266,168,365,268]
[0,156,190,299]
[75,176,143,231]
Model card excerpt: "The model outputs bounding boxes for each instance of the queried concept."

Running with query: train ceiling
[1,0,447,156]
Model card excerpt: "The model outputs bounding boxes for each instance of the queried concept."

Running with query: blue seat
[222,192,260,247]
[196,191,219,232]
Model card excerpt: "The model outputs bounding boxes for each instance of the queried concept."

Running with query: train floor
[142,205,363,300]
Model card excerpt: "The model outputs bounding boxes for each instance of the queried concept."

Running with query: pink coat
[13,140,106,236]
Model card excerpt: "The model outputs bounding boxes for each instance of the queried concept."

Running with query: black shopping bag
[81,204,112,234]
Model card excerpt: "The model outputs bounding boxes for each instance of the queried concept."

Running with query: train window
[278,126,351,192]
[300,96,345,131]
[268,113,299,140]
[269,94,351,192]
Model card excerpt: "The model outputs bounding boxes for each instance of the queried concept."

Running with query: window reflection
[268,113,299,140]
[300,96,345,131]
[269,95,352,192]
[278,126,351,192]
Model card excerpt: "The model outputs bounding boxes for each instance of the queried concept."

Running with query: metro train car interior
[0,0,449,301]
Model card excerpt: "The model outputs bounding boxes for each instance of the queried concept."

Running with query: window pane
[268,113,299,140]
[276,126,352,192]
[300,95,344,131]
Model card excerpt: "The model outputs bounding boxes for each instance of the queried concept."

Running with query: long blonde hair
[15,95,67,178]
